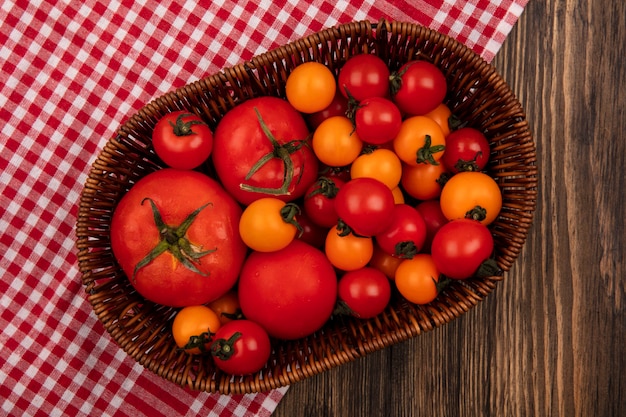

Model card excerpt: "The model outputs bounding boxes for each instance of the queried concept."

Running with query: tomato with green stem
[172,305,222,354]
[336,267,391,319]
[212,97,318,205]
[393,115,446,166]
[239,197,302,252]
[211,319,271,375]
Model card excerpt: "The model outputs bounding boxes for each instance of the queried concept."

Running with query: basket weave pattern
[76,20,537,394]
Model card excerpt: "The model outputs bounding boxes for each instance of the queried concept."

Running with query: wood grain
[273,1,626,415]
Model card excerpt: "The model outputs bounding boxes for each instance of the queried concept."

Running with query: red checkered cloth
[0,1,527,416]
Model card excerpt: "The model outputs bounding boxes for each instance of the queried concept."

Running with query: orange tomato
[312,116,363,167]
[393,116,446,166]
[207,290,242,325]
[325,225,374,271]
[239,198,299,252]
[424,103,453,137]
[350,148,403,189]
[439,171,502,225]
[286,62,337,113]
[171,305,222,354]
[401,162,449,201]
[394,254,440,305]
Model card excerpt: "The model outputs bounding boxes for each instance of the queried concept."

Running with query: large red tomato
[110,169,247,307]
[212,96,319,205]
[238,240,337,340]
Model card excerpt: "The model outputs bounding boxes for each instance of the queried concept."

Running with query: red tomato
[430,219,494,279]
[375,204,427,258]
[354,97,402,145]
[212,97,318,205]
[415,199,449,253]
[238,240,337,340]
[337,267,391,319]
[337,54,390,101]
[441,127,491,173]
[303,176,345,228]
[210,319,271,375]
[390,60,447,115]
[296,209,328,248]
[110,169,247,307]
[334,177,395,237]
[152,111,214,170]
[368,244,403,279]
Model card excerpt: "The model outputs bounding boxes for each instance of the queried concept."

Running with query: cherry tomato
[296,209,328,248]
[441,127,491,173]
[424,103,453,137]
[439,171,502,225]
[172,305,222,354]
[350,148,402,189]
[286,62,337,113]
[430,218,494,279]
[312,116,363,167]
[401,161,450,201]
[238,240,337,340]
[303,176,345,228]
[306,90,349,130]
[325,225,374,271]
[210,319,271,375]
[337,54,390,101]
[415,199,449,253]
[368,244,403,279]
[354,97,402,145]
[393,116,446,166]
[375,204,427,258]
[212,97,318,205]
[207,290,242,325]
[337,267,391,319]
[390,60,447,115]
[110,169,246,307]
[152,111,214,170]
[239,198,300,252]
[334,177,395,237]
[394,254,440,305]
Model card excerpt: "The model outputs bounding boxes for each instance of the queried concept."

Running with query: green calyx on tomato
[182,330,213,353]
[240,108,308,196]
[394,241,418,259]
[211,331,242,360]
[475,258,503,278]
[416,135,445,165]
[306,177,340,199]
[132,198,217,281]
[465,205,487,222]
[280,202,304,236]
[169,112,207,136]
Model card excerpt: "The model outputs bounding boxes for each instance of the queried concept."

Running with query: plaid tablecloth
[0,1,527,416]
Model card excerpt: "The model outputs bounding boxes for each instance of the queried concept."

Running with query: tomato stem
[475,258,503,278]
[132,198,217,282]
[465,205,487,222]
[280,203,304,237]
[211,331,242,360]
[416,134,445,165]
[182,330,213,353]
[394,241,418,259]
[169,112,207,136]
[239,108,308,196]
[305,176,340,199]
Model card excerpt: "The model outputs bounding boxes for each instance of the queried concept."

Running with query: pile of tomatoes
[109,54,503,376]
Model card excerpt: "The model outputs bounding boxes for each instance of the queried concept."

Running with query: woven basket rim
[76,18,538,394]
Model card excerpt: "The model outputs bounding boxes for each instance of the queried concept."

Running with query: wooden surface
[273,1,626,416]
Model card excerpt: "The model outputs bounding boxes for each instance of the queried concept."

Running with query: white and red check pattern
[0,1,527,416]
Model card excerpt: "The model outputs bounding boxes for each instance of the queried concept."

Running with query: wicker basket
[76,19,537,394]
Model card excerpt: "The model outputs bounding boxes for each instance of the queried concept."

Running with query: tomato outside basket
[76,19,537,394]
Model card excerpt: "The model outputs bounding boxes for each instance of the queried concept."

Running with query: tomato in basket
[212,96,318,205]
[110,169,247,307]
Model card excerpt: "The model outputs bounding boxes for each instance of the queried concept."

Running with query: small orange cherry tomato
[424,103,453,137]
[393,116,446,166]
[172,305,222,354]
[325,225,374,271]
[350,148,403,189]
[312,116,363,167]
[239,198,300,252]
[394,254,440,305]
[286,62,337,113]
[369,244,403,280]
[439,171,502,225]
[401,162,449,201]
[207,290,242,325]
